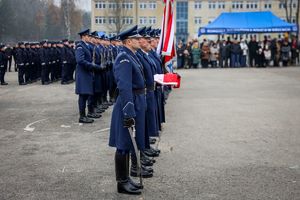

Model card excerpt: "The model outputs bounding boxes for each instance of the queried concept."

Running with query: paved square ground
[0,68,300,200]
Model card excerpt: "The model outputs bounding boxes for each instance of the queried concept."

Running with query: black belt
[133,88,146,95]
[147,85,155,91]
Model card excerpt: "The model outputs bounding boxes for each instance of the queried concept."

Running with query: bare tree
[104,0,131,35]
[61,0,78,39]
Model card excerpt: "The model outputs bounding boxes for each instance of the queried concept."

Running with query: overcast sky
[77,0,91,11]
[54,0,91,11]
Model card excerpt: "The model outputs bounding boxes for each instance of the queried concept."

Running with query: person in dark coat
[24,43,31,83]
[59,40,69,84]
[89,32,105,114]
[219,40,228,68]
[85,34,102,119]
[149,35,166,131]
[281,40,291,67]
[65,40,76,83]
[15,42,27,85]
[135,27,159,177]
[248,36,259,67]
[108,26,147,195]
[230,40,242,68]
[12,45,18,72]
[0,45,8,85]
[75,29,106,123]
[176,41,185,69]
[39,41,50,85]
[4,45,13,72]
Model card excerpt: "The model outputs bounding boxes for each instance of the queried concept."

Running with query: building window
[109,17,117,24]
[139,17,147,25]
[149,17,157,25]
[279,2,286,9]
[176,1,188,42]
[194,17,201,25]
[209,2,216,9]
[95,1,106,9]
[246,1,258,9]
[108,2,117,9]
[293,3,297,8]
[194,1,201,9]
[122,2,133,9]
[232,1,244,9]
[149,1,157,9]
[218,1,225,9]
[122,17,133,25]
[139,2,147,9]
[264,3,272,9]
[95,16,106,24]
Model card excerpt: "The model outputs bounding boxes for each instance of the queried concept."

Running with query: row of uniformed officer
[108,25,166,195]
[74,29,122,123]
[13,40,76,85]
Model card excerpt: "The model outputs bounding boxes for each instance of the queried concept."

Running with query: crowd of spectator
[176,35,300,69]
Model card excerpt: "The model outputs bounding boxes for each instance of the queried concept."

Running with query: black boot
[141,152,156,164]
[87,107,102,119]
[150,146,161,154]
[126,154,143,189]
[79,111,94,123]
[115,152,141,195]
[150,138,157,144]
[141,157,153,166]
[130,153,153,178]
[95,107,105,114]
[144,148,159,157]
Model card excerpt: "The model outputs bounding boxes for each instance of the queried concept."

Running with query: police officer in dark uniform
[89,31,105,114]
[109,25,147,195]
[12,44,18,72]
[24,43,31,84]
[148,29,166,132]
[68,40,76,82]
[39,41,50,85]
[59,40,69,85]
[85,33,102,119]
[15,42,27,85]
[30,43,39,82]
[4,45,13,72]
[75,29,106,123]
[0,44,8,85]
[136,27,161,160]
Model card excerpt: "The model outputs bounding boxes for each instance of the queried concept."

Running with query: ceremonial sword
[128,125,143,187]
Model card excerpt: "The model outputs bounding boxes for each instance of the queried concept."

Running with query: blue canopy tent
[198,11,298,36]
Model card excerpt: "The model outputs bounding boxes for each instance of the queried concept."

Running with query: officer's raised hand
[123,118,135,128]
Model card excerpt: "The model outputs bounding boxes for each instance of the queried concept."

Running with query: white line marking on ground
[24,118,48,132]
[92,128,110,134]
[61,125,71,128]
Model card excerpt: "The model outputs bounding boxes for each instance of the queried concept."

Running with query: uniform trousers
[78,94,93,113]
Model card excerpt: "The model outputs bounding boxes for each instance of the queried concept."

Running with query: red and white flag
[157,0,176,71]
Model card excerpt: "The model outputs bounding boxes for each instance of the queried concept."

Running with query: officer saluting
[75,29,106,123]
[109,25,146,195]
